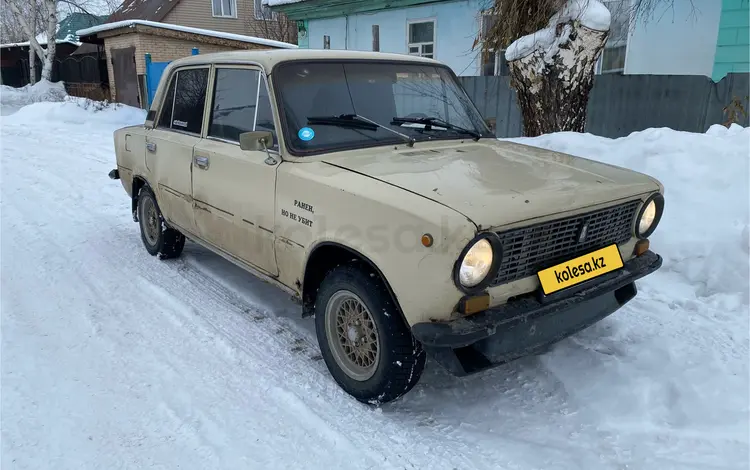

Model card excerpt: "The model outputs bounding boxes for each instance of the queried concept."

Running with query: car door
[192,65,280,276]
[145,66,210,235]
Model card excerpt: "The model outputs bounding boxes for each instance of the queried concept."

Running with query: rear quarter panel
[275,160,477,325]
[114,125,147,197]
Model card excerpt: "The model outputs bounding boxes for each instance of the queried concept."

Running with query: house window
[598,0,630,73]
[480,13,509,76]
[254,0,277,20]
[212,0,237,18]
[407,20,435,58]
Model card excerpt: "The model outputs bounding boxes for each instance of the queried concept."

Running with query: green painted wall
[713,0,750,80]
[297,20,310,48]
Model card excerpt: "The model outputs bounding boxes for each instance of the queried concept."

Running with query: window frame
[205,64,280,152]
[406,18,436,59]
[479,13,509,76]
[597,0,631,74]
[212,0,238,19]
[154,65,211,137]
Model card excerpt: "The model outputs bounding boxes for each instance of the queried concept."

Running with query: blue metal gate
[144,47,199,107]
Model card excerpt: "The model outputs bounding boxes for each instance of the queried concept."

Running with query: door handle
[146,141,157,152]
[194,155,210,169]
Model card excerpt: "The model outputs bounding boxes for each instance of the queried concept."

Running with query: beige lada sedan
[109,49,664,404]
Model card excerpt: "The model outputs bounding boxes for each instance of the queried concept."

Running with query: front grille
[490,200,640,286]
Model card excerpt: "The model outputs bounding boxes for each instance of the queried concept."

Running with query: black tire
[137,186,185,259]
[314,264,426,404]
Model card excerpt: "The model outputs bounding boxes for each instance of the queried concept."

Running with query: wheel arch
[301,241,407,325]
[130,175,150,221]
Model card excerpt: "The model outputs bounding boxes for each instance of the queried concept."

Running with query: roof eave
[269,0,453,21]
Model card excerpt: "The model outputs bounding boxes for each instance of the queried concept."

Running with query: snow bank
[506,0,611,61]
[5,97,146,128]
[0,80,68,107]
[506,125,750,305]
[2,101,747,468]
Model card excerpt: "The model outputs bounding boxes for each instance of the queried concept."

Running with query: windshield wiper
[391,116,481,141]
[307,114,415,147]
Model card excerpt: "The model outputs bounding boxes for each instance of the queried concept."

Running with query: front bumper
[411,250,663,376]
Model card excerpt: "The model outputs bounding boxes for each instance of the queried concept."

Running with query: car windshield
[273,61,493,155]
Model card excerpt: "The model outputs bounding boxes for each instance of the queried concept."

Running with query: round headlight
[636,193,664,239]
[459,238,494,288]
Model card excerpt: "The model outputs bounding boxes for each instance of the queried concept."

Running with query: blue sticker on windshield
[298,127,315,141]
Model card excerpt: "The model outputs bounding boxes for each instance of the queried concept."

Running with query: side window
[157,74,176,129]
[209,68,260,142]
[256,78,278,147]
[209,68,278,147]
[157,68,209,134]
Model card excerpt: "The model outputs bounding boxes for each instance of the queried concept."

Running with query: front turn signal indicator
[634,239,650,256]
[458,293,490,316]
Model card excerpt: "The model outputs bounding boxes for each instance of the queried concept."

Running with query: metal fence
[458,73,750,138]
[2,54,107,88]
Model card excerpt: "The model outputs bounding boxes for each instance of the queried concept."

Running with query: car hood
[321,140,659,229]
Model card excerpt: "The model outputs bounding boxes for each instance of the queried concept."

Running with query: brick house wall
[99,24,269,103]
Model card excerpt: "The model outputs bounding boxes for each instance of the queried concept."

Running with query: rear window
[157,76,176,129]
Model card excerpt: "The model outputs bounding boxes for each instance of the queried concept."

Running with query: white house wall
[625,0,721,76]
[305,0,484,76]
[305,0,723,77]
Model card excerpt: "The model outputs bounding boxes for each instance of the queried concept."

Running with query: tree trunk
[29,5,37,84]
[508,24,608,137]
[5,0,46,84]
[40,0,57,81]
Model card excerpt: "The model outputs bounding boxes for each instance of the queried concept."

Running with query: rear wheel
[137,186,185,259]
[314,265,426,404]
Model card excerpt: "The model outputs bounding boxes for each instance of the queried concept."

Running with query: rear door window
[171,68,209,134]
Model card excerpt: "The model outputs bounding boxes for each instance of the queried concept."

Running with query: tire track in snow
[2,120,495,469]
[4,109,746,470]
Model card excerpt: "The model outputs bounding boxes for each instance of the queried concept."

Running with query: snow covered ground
[1,89,748,469]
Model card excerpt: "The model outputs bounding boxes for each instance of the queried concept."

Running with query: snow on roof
[0,38,80,49]
[76,20,298,49]
[262,0,308,6]
[506,0,611,62]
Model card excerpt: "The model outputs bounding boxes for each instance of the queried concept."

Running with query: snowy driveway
[1,100,748,470]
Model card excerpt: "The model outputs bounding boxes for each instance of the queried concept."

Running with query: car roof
[166,48,442,71]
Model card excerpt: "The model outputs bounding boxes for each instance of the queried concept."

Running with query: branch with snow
[505,0,611,62]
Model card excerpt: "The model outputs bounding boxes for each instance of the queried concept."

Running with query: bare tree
[3,0,57,82]
[247,1,297,44]
[2,0,118,84]
[0,5,37,43]
[476,0,693,137]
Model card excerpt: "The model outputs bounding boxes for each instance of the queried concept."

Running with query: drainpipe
[345,15,349,50]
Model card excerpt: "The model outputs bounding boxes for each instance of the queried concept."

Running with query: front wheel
[314,265,426,404]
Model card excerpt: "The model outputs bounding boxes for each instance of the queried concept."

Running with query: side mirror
[239,131,273,151]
